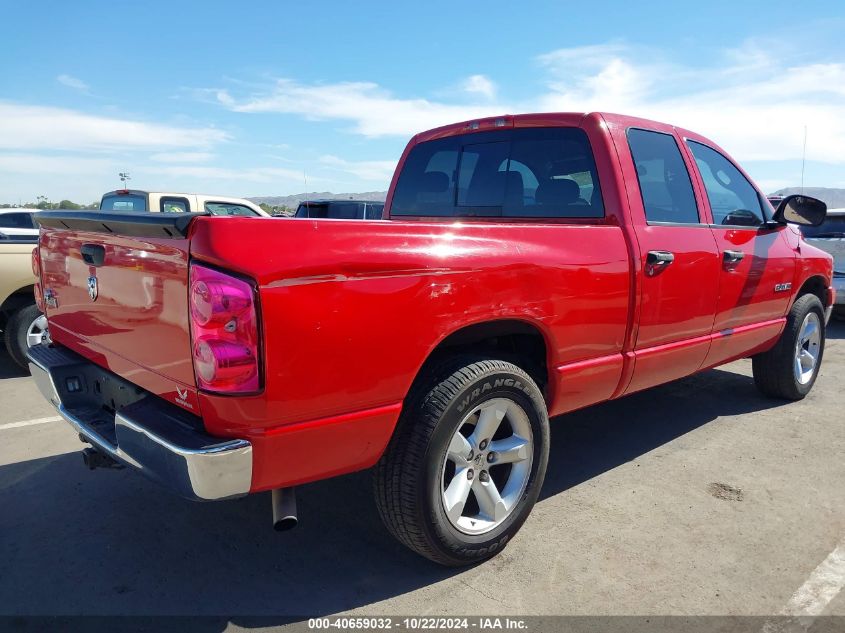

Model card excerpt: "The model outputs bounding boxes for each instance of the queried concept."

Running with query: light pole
[119,172,131,189]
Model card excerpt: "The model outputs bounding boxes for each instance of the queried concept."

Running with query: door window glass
[204,202,258,216]
[628,129,699,224]
[687,141,765,226]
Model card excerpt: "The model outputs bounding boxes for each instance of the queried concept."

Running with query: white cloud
[57,74,89,92]
[319,155,397,182]
[149,151,216,163]
[0,153,112,175]
[213,42,845,165]
[0,102,229,152]
[144,164,305,183]
[462,74,496,100]
[217,80,504,138]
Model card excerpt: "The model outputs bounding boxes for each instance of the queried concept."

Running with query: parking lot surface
[1,323,843,625]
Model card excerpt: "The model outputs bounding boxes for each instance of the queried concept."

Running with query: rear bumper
[27,344,252,501]
[832,277,844,305]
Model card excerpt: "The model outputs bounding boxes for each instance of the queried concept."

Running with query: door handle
[645,250,674,276]
[80,243,105,267]
[723,250,745,265]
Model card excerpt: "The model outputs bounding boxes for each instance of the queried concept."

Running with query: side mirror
[773,195,827,227]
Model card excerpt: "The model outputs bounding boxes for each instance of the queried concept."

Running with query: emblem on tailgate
[175,385,193,409]
[87,275,98,301]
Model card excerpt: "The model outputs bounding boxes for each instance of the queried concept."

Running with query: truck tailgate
[36,212,200,410]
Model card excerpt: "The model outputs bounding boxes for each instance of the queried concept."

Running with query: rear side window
[161,197,189,213]
[687,141,765,227]
[100,194,147,212]
[627,129,699,224]
[204,202,257,217]
[0,212,36,229]
[390,127,604,219]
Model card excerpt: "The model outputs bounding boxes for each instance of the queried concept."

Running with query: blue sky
[1,0,844,203]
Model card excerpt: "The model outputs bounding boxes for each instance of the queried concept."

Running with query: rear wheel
[374,358,549,566]
[3,304,46,369]
[752,294,825,400]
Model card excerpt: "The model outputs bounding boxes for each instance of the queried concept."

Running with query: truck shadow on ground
[0,354,806,625]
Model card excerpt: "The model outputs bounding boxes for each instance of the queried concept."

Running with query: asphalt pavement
[1,323,843,627]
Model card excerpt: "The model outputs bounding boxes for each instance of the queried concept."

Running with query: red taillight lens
[189,263,261,393]
[190,279,252,327]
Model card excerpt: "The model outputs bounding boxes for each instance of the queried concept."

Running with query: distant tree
[259,203,273,214]
[58,199,81,210]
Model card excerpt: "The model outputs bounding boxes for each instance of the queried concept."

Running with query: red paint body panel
[189,218,632,437]
[249,403,402,491]
[35,111,836,493]
[39,230,202,412]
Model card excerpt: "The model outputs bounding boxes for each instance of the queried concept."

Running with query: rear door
[620,127,721,394]
[683,139,797,367]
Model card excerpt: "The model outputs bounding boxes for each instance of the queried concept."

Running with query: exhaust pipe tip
[271,487,298,531]
[273,516,298,532]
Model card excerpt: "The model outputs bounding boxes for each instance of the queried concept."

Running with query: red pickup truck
[29,112,834,566]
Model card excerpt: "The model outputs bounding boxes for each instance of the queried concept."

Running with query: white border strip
[0,415,62,431]
[781,539,845,616]
[763,538,845,632]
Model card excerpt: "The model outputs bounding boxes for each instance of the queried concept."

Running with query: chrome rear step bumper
[27,344,253,501]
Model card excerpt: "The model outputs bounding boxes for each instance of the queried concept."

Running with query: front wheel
[373,359,549,566]
[4,304,47,369]
[752,294,826,400]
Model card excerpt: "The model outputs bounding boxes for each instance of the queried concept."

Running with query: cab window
[687,141,765,227]
[390,127,604,219]
[100,194,147,212]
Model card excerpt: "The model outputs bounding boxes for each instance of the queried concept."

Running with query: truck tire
[752,294,825,400]
[374,358,549,566]
[4,304,46,369]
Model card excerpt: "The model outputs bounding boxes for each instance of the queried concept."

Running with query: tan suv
[99,190,270,216]
[0,209,45,368]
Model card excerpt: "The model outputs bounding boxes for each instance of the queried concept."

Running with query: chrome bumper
[27,344,253,501]
[833,276,845,305]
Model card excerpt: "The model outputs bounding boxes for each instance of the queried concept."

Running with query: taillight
[32,247,44,312]
[189,263,261,393]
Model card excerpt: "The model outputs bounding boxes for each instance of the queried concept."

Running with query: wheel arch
[0,285,35,325]
[408,318,553,403]
[793,275,828,309]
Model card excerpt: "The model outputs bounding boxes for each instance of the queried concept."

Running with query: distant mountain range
[248,191,387,208]
[770,187,845,209]
[247,186,845,211]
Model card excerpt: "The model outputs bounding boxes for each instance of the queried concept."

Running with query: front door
[684,140,797,367]
[621,127,721,394]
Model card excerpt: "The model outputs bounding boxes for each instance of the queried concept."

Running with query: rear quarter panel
[188,216,631,439]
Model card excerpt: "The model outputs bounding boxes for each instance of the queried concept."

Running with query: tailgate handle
[80,244,105,267]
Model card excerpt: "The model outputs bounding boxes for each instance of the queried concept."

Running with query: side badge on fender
[774,282,792,293]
